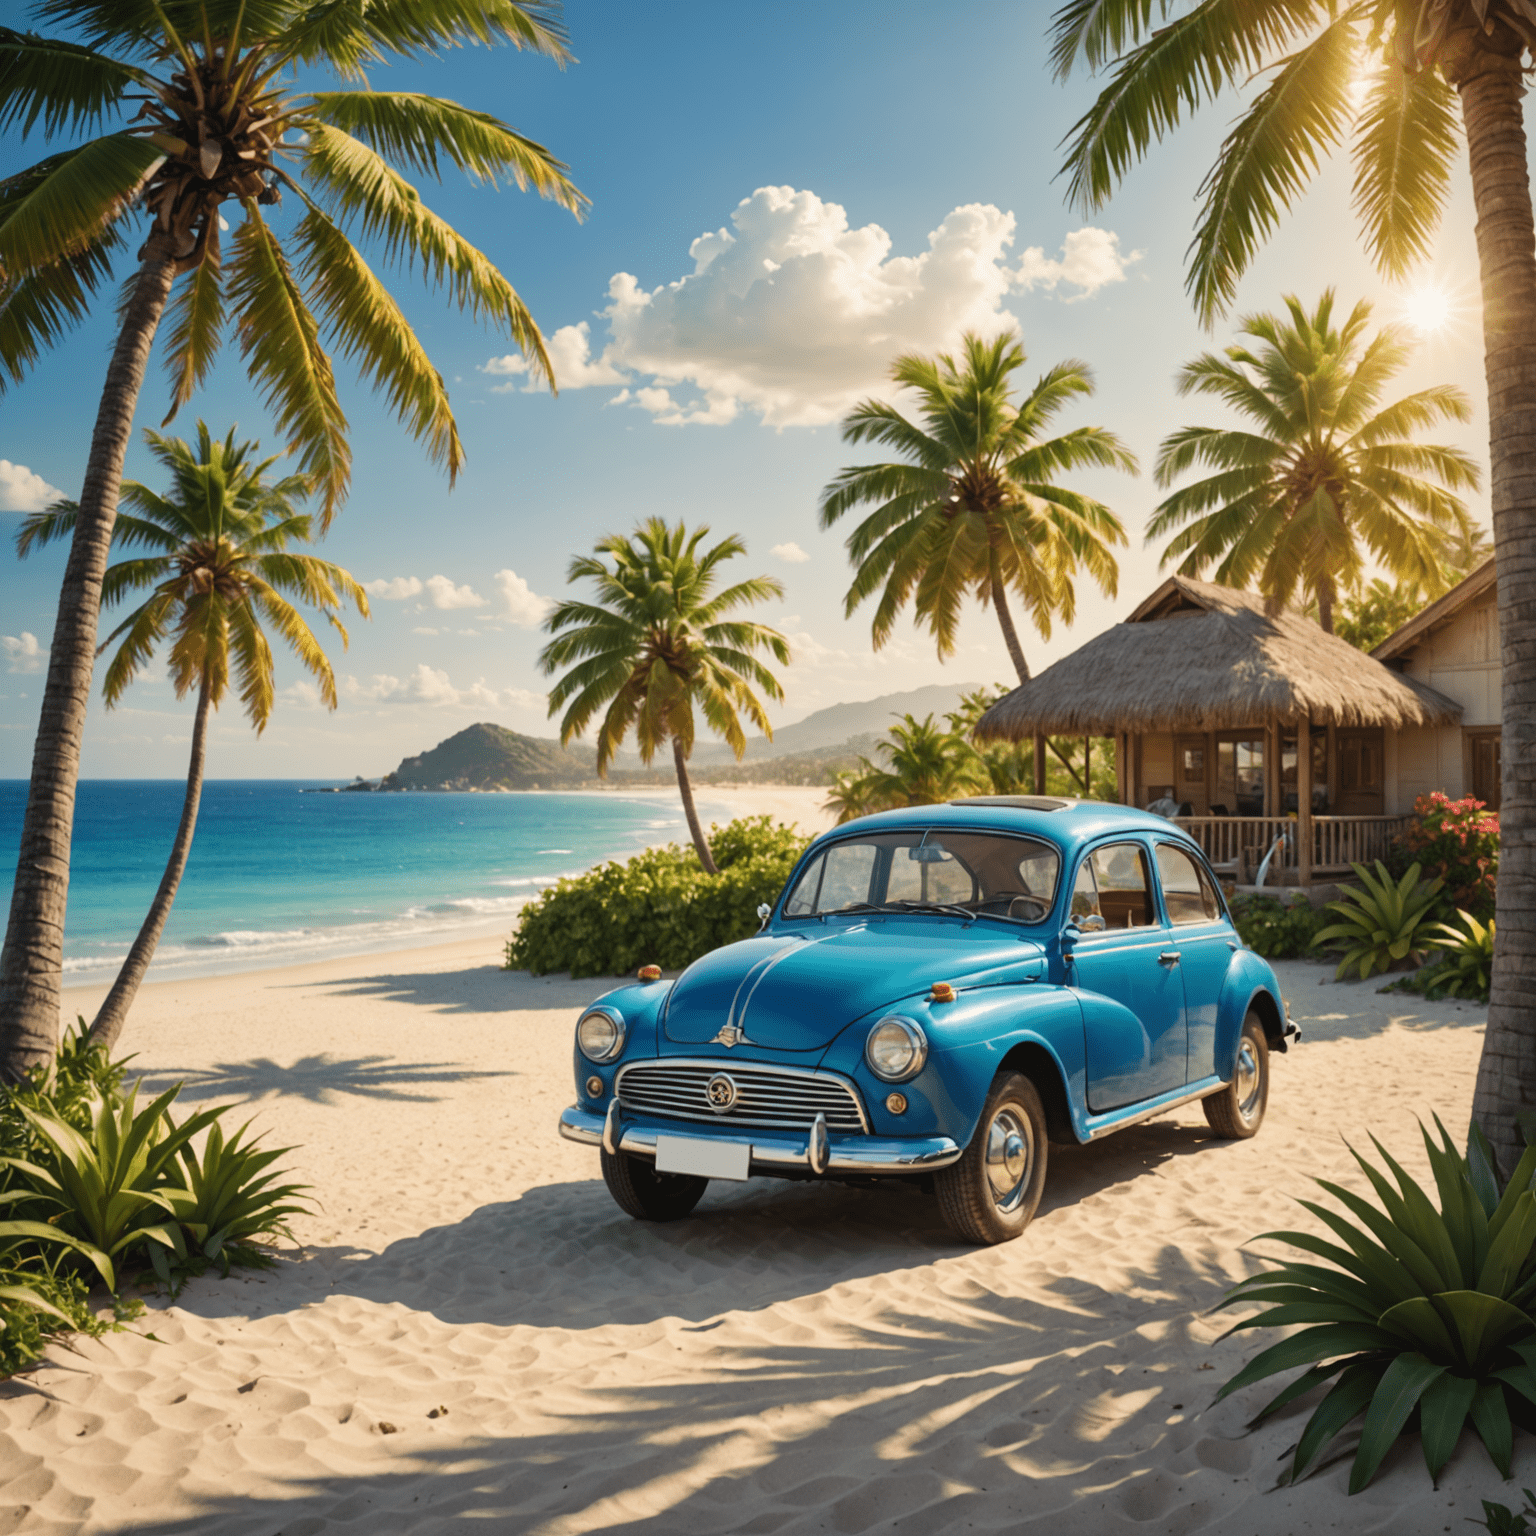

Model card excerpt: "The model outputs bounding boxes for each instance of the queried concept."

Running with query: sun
[1401,283,1454,335]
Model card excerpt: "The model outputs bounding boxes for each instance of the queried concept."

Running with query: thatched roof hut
[974,576,1461,741]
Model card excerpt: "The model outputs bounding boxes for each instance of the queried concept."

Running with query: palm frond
[160,225,224,424]
[1187,13,1359,324]
[227,203,350,525]
[1352,59,1458,278]
[0,26,150,139]
[306,91,585,212]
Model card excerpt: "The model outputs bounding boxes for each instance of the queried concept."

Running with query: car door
[1067,841,1188,1112]
[1154,842,1237,1082]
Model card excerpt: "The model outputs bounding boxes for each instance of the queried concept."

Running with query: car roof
[813,798,1195,856]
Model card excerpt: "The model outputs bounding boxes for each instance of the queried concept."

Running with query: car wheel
[600,1147,708,1222]
[1202,1011,1269,1140]
[934,1071,1048,1245]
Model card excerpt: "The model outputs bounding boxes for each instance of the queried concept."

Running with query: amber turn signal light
[585,1076,604,1099]
[885,1092,908,1115]
[929,982,956,1003]
[638,964,662,981]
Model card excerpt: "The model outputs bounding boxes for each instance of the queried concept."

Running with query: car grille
[616,1060,867,1134]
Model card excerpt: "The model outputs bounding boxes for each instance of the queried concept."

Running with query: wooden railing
[1172,814,1411,881]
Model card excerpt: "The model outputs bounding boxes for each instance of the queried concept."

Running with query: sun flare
[1401,284,1454,335]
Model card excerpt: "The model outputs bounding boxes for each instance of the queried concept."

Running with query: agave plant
[159,1115,312,1269]
[1422,910,1497,1003]
[1312,860,1445,980]
[2,1084,225,1286]
[1217,1119,1536,1491]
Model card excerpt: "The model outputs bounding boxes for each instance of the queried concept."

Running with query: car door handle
[1158,951,1181,966]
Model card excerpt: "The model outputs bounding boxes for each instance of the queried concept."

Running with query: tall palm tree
[819,332,1135,684]
[16,423,367,1050]
[540,520,790,874]
[1150,292,1479,632]
[0,2,584,1079]
[1049,1,1536,1168]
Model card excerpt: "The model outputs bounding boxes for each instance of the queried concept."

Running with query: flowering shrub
[1397,791,1499,920]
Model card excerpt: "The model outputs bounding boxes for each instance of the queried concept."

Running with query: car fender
[1215,952,1286,1077]
[820,984,1086,1147]
[572,979,672,1097]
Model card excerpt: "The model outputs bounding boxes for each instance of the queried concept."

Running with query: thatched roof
[975,576,1463,740]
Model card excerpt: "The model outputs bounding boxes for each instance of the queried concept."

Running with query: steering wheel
[972,894,1049,922]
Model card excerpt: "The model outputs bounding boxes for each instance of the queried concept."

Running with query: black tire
[601,1148,708,1221]
[934,1071,1049,1245]
[1202,1012,1269,1140]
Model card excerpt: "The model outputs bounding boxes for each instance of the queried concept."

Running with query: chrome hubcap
[1235,1038,1262,1119]
[985,1106,1033,1214]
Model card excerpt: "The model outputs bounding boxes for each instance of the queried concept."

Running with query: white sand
[0,946,1517,1535]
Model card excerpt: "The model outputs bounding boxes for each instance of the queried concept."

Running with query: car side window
[1089,843,1155,929]
[1156,844,1222,925]
[1070,857,1101,921]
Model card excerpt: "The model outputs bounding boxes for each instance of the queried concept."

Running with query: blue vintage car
[557,796,1297,1244]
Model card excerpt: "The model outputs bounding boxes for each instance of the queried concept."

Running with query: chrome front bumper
[558,1105,962,1175]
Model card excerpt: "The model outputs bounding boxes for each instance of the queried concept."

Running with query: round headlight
[865,1016,928,1082]
[577,1008,625,1063]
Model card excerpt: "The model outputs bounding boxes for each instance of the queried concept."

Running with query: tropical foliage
[0,0,583,1078]
[1417,910,1497,1004]
[0,1023,308,1371]
[505,818,810,978]
[1216,1119,1536,1492]
[17,424,368,1048]
[1312,861,1446,981]
[1230,893,1331,961]
[1396,791,1501,922]
[539,520,790,873]
[1149,293,1479,631]
[819,331,1134,683]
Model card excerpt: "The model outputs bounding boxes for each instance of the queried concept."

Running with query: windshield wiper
[885,900,977,919]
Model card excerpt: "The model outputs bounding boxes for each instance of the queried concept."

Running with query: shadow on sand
[140,1053,513,1105]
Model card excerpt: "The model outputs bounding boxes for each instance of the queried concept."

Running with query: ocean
[0,780,716,987]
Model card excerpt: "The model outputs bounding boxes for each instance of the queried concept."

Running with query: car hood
[662,921,1047,1052]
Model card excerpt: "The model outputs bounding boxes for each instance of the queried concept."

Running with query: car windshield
[783,829,1061,924]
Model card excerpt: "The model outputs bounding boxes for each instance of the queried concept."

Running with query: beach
[0,924,1515,1535]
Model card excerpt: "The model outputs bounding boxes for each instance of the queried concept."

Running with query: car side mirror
[757,902,772,929]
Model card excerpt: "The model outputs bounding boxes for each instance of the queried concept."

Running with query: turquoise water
[0,781,715,985]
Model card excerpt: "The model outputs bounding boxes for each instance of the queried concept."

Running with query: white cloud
[2,632,46,673]
[0,461,64,513]
[771,541,810,563]
[1016,227,1142,299]
[364,576,424,600]
[411,625,440,635]
[482,186,1137,428]
[424,574,486,610]
[493,567,553,626]
[485,321,626,392]
[346,664,501,709]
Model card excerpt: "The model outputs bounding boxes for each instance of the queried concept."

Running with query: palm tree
[825,715,988,826]
[1150,292,1479,632]
[1050,0,1536,1168]
[818,331,1135,684]
[540,520,790,874]
[16,423,367,1050]
[0,3,584,1079]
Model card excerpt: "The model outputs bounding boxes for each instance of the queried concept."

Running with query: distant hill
[383,723,595,791]
[684,682,986,765]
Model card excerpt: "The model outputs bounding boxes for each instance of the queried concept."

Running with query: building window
[1472,731,1502,812]
[1217,737,1265,815]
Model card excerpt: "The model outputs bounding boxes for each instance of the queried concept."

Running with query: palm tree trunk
[672,736,718,874]
[87,677,212,1052]
[1455,39,1536,1172]
[0,235,179,1082]
[988,546,1031,684]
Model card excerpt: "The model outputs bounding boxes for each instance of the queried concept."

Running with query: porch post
[1297,712,1314,888]
[1033,732,1045,794]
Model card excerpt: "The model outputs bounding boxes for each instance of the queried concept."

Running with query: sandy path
[0,946,1515,1535]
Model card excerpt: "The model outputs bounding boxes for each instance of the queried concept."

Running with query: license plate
[654,1135,751,1182]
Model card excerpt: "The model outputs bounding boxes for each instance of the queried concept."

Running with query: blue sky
[0,1,1497,778]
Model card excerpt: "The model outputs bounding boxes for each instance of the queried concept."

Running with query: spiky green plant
[1217,1119,1536,1492]
[1422,910,1497,1002]
[1312,860,1445,980]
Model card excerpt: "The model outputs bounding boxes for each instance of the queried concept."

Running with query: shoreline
[54,783,836,994]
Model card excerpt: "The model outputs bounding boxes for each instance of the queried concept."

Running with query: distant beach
[0,780,835,987]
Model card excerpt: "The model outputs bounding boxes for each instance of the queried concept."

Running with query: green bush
[1230,893,1331,958]
[1312,860,1445,980]
[505,816,811,977]
[0,1022,312,1372]
[1217,1118,1536,1493]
